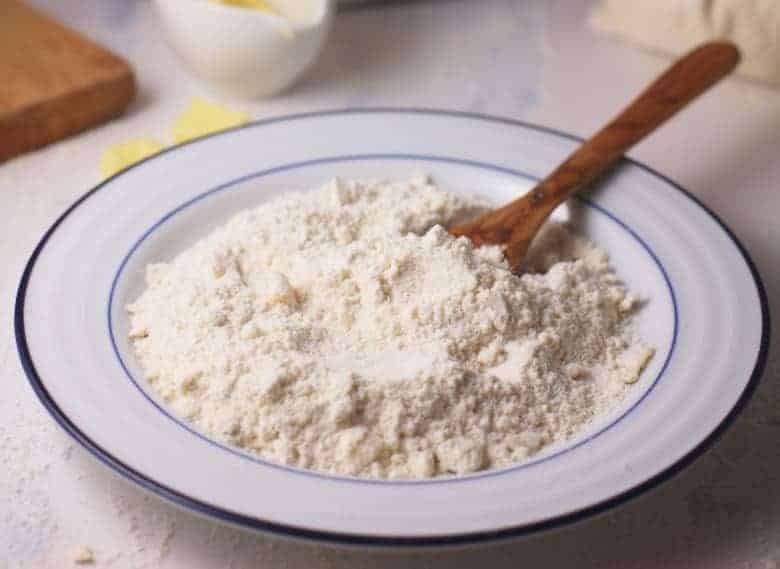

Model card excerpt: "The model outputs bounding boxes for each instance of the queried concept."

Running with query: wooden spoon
[449,41,741,272]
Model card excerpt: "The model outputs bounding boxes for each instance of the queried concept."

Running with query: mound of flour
[127,176,653,479]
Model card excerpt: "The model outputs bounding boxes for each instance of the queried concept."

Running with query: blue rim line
[14,109,771,547]
[107,153,678,487]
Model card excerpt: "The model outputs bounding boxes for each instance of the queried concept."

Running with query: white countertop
[2,1,779,567]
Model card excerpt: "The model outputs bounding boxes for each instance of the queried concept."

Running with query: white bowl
[16,110,768,546]
[153,0,334,99]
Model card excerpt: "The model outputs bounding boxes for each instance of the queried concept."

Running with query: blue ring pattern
[107,153,679,486]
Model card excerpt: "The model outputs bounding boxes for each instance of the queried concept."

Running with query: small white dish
[16,109,769,547]
[154,0,334,99]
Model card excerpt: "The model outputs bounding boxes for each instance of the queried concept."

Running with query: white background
[1,0,778,567]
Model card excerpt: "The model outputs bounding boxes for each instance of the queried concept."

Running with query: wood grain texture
[0,0,136,162]
[450,41,741,271]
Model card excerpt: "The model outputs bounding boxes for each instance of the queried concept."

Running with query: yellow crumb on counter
[72,545,95,564]
[100,139,165,179]
[171,97,250,145]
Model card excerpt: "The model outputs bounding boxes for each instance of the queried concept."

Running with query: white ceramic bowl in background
[154,0,334,99]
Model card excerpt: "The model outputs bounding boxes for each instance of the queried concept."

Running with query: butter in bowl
[154,0,334,98]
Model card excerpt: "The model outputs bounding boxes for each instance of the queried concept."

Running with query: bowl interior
[109,156,676,472]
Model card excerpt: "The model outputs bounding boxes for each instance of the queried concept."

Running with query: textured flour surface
[127,176,653,479]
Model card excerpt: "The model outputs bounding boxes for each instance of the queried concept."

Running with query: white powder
[127,176,653,479]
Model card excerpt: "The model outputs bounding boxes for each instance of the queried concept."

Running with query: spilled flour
[127,176,654,479]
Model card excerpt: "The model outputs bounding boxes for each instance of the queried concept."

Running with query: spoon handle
[528,41,740,208]
[451,41,740,270]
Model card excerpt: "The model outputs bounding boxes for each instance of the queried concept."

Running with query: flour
[127,176,654,479]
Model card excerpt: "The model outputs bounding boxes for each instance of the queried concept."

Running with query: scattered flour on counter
[127,176,654,479]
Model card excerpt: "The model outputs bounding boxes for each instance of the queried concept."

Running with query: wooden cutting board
[0,1,136,162]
